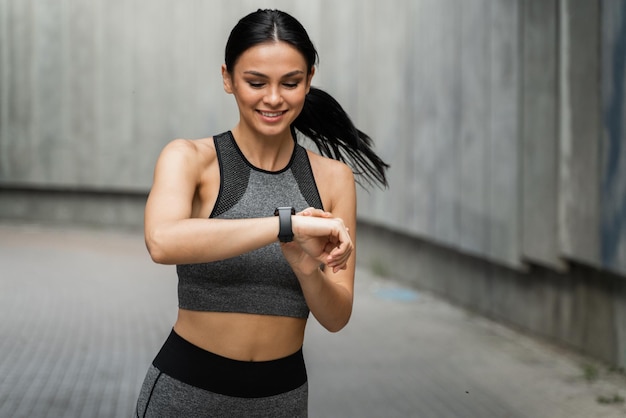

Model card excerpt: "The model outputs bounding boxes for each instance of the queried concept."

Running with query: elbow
[325,319,349,333]
[145,229,173,265]
[326,323,346,333]
[319,289,353,332]
[147,245,169,264]
[323,310,352,333]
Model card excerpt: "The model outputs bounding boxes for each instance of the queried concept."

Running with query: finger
[297,208,332,218]
[327,226,351,257]
[327,241,352,267]
[332,264,349,273]
[330,255,350,273]
[312,208,332,217]
[297,207,314,216]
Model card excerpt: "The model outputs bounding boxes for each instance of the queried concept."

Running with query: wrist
[274,207,295,242]
[294,263,325,281]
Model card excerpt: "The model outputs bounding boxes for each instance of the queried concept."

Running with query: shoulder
[306,150,355,211]
[160,137,214,158]
[156,137,216,168]
[306,149,354,183]
[151,137,219,188]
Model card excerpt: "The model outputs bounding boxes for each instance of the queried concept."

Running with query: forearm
[146,217,279,265]
[295,267,353,332]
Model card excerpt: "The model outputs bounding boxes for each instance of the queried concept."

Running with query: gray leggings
[135,330,308,417]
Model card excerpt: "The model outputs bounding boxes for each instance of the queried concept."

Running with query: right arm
[144,139,280,265]
[144,139,352,269]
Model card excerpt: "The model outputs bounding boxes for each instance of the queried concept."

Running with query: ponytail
[294,87,389,188]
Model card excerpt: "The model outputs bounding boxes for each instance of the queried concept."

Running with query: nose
[263,86,283,107]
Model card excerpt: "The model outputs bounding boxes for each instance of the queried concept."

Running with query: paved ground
[0,223,625,418]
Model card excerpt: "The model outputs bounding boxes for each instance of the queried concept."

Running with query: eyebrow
[242,70,306,78]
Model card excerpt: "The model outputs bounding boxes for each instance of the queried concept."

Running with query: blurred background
[1,0,625,415]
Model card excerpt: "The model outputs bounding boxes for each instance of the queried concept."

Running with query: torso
[173,134,337,361]
[174,311,306,361]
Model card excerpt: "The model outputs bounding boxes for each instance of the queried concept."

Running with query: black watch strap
[274,207,295,242]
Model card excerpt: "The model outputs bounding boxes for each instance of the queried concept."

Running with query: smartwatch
[274,207,295,242]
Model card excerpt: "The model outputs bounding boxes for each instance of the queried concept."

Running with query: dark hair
[225,9,388,188]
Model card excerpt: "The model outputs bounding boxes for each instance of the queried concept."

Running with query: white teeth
[260,111,283,117]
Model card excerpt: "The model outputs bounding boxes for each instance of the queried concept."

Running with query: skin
[144,41,356,361]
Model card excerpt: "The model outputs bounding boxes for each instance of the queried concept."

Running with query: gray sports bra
[176,131,323,318]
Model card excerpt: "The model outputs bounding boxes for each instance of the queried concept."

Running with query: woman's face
[222,41,314,139]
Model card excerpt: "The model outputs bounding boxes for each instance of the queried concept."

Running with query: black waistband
[152,330,307,398]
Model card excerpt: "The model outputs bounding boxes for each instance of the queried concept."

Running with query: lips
[258,110,287,118]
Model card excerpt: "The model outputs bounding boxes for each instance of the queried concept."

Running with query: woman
[135,9,388,417]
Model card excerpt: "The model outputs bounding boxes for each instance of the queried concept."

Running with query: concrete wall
[357,221,626,369]
[353,0,522,270]
[602,0,626,276]
[2,0,623,274]
[1,0,625,366]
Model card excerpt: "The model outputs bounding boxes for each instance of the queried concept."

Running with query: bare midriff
[173,309,307,362]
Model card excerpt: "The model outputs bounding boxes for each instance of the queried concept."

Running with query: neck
[231,125,295,172]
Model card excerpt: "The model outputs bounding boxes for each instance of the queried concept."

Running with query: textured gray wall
[602,0,626,276]
[521,0,563,271]
[354,0,522,271]
[1,0,625,277]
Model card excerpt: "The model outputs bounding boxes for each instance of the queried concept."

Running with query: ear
[222,64,233,94]
[306,67,315,94]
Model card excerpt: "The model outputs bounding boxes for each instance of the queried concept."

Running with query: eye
[247,82,265,88]
[283,82,299,89]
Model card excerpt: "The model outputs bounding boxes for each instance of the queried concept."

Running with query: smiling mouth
[258,110,287,117]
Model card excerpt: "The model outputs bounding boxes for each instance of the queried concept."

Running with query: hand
[282,212,352,274]
[298,207,350,235]
[297,209,352,270]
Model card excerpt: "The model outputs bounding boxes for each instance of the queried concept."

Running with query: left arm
[282,162,356,332]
